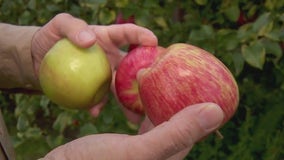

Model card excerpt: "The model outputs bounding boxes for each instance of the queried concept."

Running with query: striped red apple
[115,43,239,126]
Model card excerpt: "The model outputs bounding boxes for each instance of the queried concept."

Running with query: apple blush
[115,43,239,126]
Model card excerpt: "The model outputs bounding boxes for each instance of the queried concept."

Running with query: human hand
[31,13,157,114]
[31,13,157,76]
[41,103,224,160]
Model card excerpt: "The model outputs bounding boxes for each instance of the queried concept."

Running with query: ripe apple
[115,46,165,114]
[115,43,239,126]
[39,38,112,109]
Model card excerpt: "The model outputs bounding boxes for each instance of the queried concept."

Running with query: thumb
[32,13,96,76]
[138,103,224,160]
[34,13,96,54]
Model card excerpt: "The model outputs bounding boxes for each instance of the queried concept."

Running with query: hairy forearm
[0,23,41,91]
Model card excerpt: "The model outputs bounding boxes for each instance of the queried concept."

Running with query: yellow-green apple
[115,43,239,126]
[39,38,112,109]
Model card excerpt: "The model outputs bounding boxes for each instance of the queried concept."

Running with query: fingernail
[78,30,95,43]
[198,103,224,131]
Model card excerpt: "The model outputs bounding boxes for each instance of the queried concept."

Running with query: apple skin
[39,38,112,109]
[115,46,165,114]
[115,43,239,126]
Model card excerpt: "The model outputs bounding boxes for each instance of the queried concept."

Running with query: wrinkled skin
[43,103,223,160]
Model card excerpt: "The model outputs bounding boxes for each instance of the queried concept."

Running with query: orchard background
[0,0,283,159]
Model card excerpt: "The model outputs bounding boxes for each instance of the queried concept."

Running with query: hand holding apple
[42,103,224,160]
[115,43,239,126]
[31,13,157,110]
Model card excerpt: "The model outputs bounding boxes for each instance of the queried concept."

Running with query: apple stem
[215,130,224,139]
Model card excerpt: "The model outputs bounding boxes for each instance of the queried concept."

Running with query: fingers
[33,13,96,55]
[134,103,224,160]
[44,13,96,48]
[89,96,108,117]
[49,13,96,48]
[94,24,158,48]
[32,13,96,76]
[92,24,158,67]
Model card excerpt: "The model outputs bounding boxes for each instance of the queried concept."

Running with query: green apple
[39,38,112,109]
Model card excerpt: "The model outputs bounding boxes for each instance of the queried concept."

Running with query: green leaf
[17,115,30,131]
[27,0,36,10]
[232,52,245,76]
[265,29,282,41]
[46,135,64,148]
[252,13,272,35]
[79,123,98,136]
[195,0,207,5]
[217,29,239,51]
[115,0,129,7]
[262,40,282,61]
[155,17,168,30]
[259,21,274,36]
[99,8,116,24]
[189,25,214,41]
[40,96,50,108]
[24,127,42,139]
[224,5,240,22]
[237,24,257,43]
[53,112,73,133]
[241,41,266,69]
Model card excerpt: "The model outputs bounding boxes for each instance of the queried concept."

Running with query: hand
[31,13,157,114]
[41,103,224,160]
[31,13,157,76]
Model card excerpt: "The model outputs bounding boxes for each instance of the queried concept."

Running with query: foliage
[0,0,283,159]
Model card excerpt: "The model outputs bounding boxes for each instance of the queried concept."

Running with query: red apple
[115,43,239,126]
[115,46,165,114]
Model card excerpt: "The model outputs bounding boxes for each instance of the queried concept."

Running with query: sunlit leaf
[24,127,42,139]
[115,0,129,7]
[99,9,116,24]
[155,17,168,30]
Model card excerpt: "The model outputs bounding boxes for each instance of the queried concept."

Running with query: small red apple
[115,43,239,126]
[115,46,165,114]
